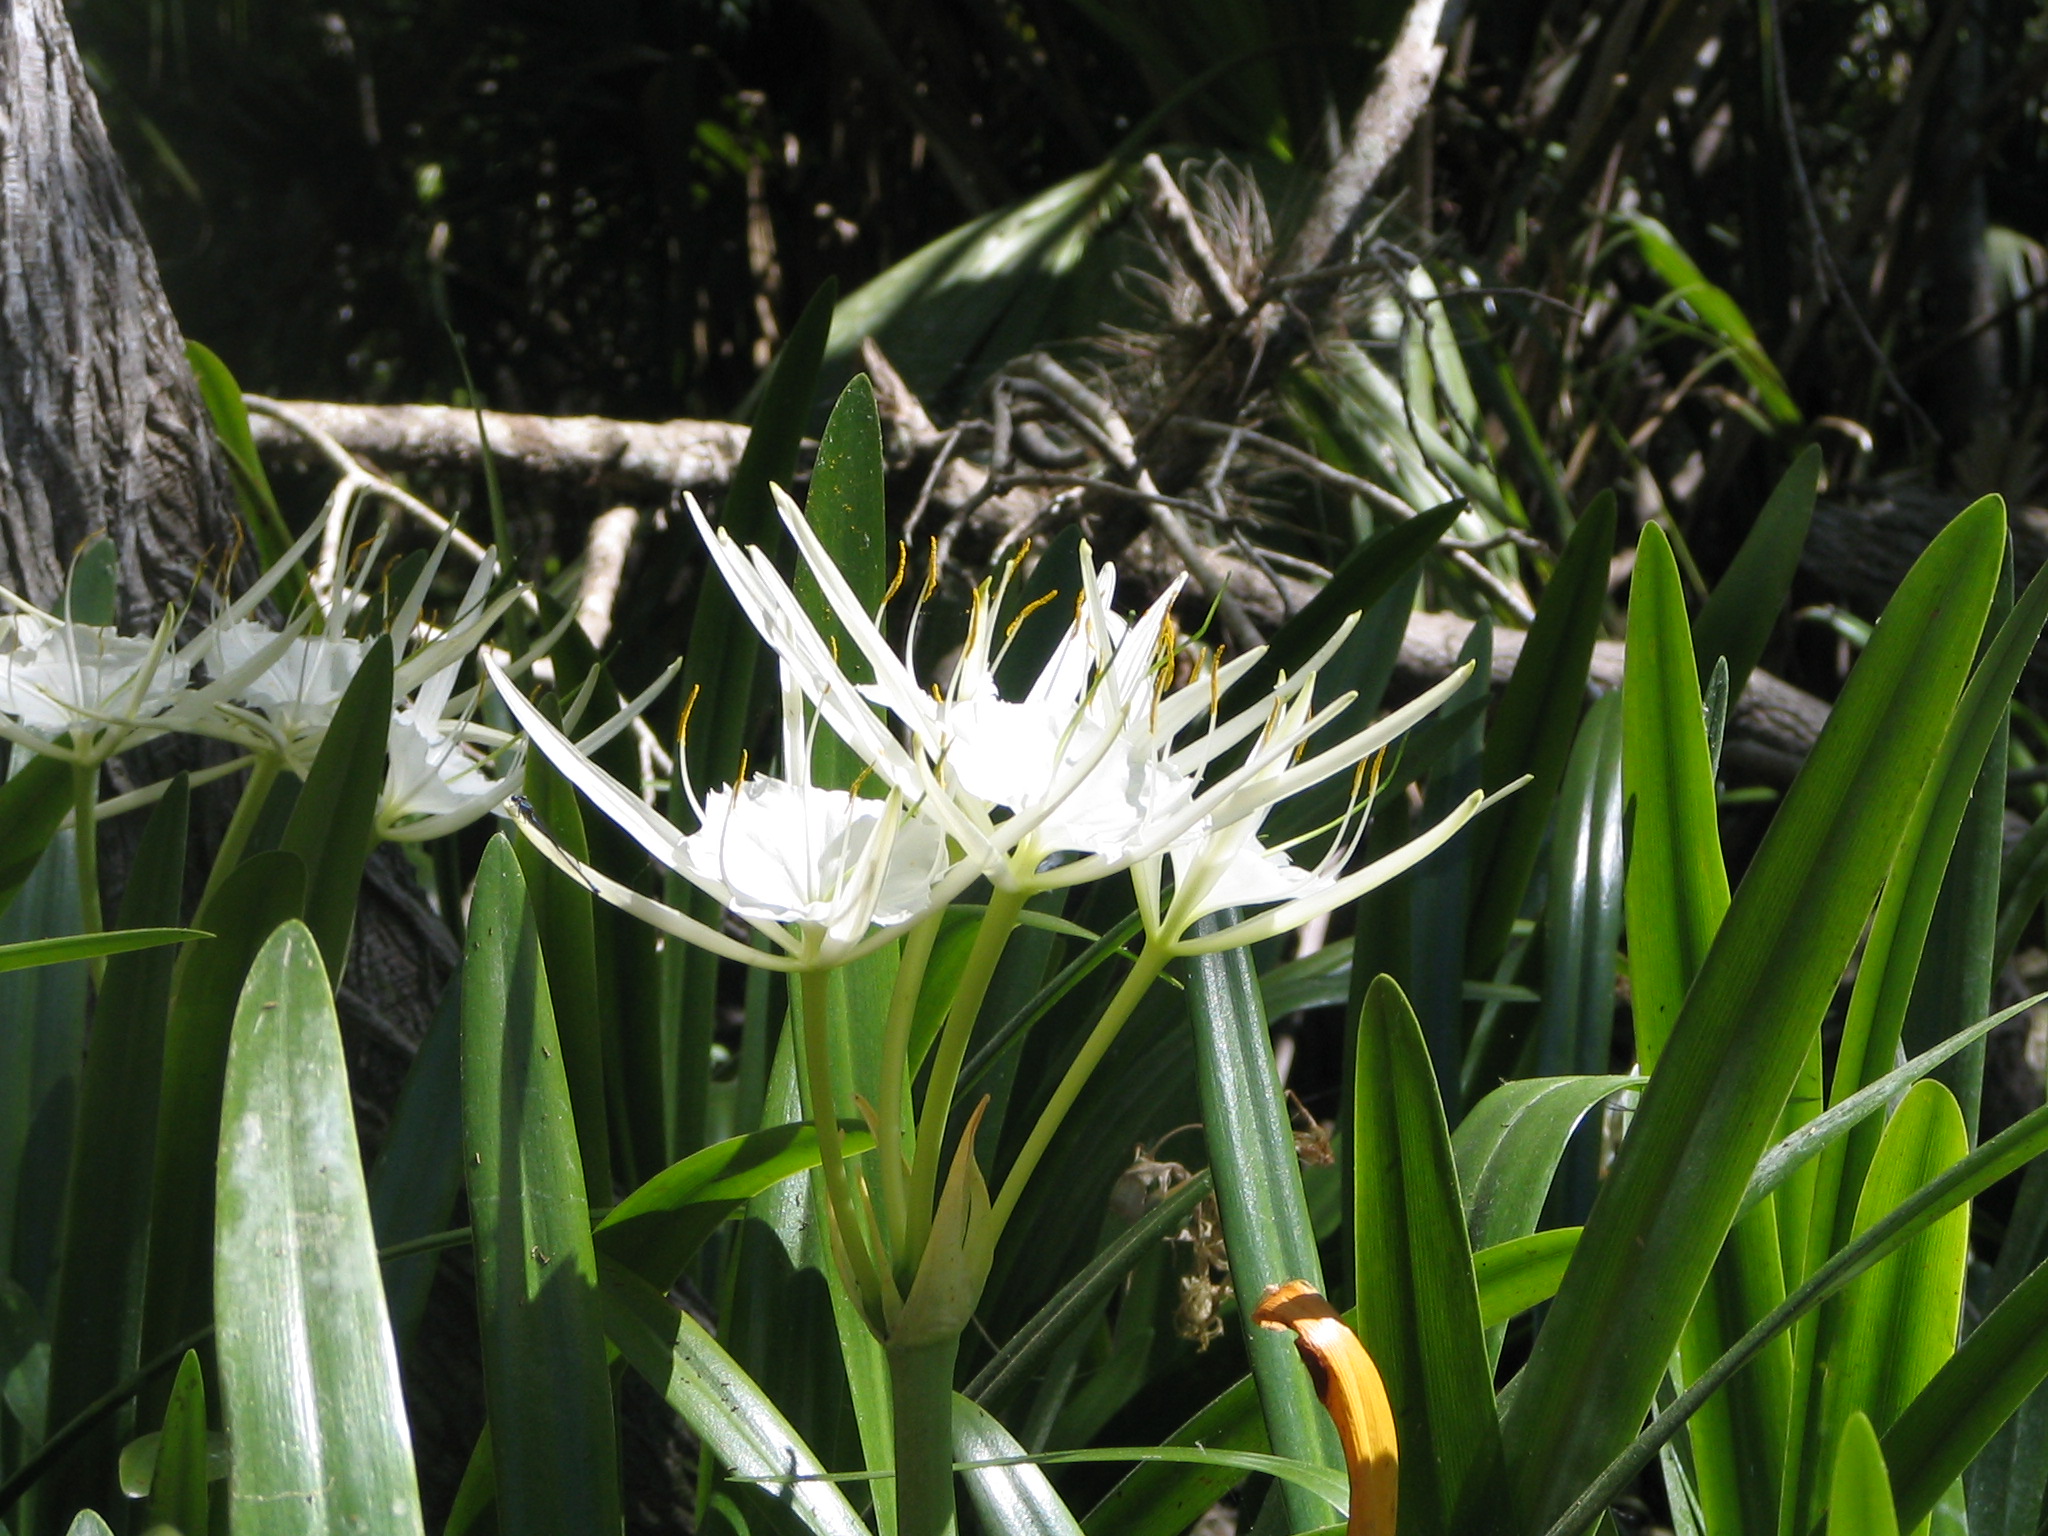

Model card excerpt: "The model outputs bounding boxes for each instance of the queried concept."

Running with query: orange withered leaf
[1253,1279,1398,1536]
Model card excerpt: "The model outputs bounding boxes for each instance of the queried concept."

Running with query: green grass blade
[954,1393,1084,1536]
[1690,446,1820,700]
[281,634,391,982]
[1623,522,1729,1072]
[1468,491,1616,973]
[214,921,424,1536]
[1814,1083,1969,1528]
[1889,1253,2048,1533]
[42,778,188,1526]
[1474,1229,1579,1331]
[1185,921,1341,1531]
[595,1121,871,1290]
[146,1350,206,1536]
[0,928,203,972]
[599,1258,873,1536]
[1352,975,1505,1535]
[1503,495,2004,1529]
[463,837,621,1536]
[141,849,304,1372]
[1830,1414,1900,1536]
[1080,1376,1261,1536]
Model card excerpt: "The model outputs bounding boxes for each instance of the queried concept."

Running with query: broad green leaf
[595,1121,871,1290]
[214,921,424,1536]
[0,928,202,972]
[1830,1414,1899,1536]
[1890,1252,2048,1533]
[186,340,296,576]
[1474,1229,1579,1330]
[43,778,187,1525]
[1352,975,1504,1535]
[1081,1375,1261,1536]
[1502,496,2003,1529]
[669,280,837,1161]
[65,535,117,625]
[954,1393,1084,1536]
[148,1351,207,1536]
[367,972,465,1350]
[599,1259,872,1536]
[1469,492,1616,973]
[1452,1075,1638,1252]
[1185,917,1342,1530]
[281,634,391,982]
[63,1513,113,1536]
[1623,521,1729,1071]
[1690,445,1820,700]
[0,756,79,931]
[1816,1083,1969,1534]
[142,850,304,1366]
[462,837,620,1536]
[798,373,888,791]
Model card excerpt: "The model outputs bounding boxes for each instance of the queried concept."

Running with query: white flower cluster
[497,486,1490,970]
[0,511,523,841]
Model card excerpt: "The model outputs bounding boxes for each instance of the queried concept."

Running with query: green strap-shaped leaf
[1352,975,1506,1535]
[1452,1075,1639,1251]
[148,1350,207,1536]
[668,281,838,1161]
[0,927,202,972]
[463,836,621,1536]
[281,634,392,982]
[1468,491,1616,974]
[215,921,424,1536]
[1185,920,1342,1531]
[1081,1374,1262,1536]
[954,1392,1084,1536]
[0,755,89,927]
[1888,1251,2048,1532]
[43,777,188,1525]
[798,373,889,791]
[367,972,465,1351]
[1475,1229,1579,1330]
[599,1258,872,1536]
[1811,1082,1969,1534]
[1502,495,2003,1529]
[595,1120,873,1291]
[1830,1414,1900,1536]
[186,340,297,577]
[1690,445,1820,701]
[1623,522,1729,1071]
[142,849,304,1369]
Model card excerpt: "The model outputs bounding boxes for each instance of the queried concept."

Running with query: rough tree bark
[0,0,476,1521]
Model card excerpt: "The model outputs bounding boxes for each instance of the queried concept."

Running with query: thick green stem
[876,911,942,1266]
[887,1333,960,1536]
[799,966,888,1319]
[72,764,103,983]
[198,754,281,908]
[990,940,1169,1236]
[907,885,1026,1258]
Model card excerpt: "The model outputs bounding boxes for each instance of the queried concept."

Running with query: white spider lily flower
[487,654,970,971]
[0,610,194,764]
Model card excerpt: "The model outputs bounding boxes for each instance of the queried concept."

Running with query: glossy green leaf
[281,634,391,982]
[462,837,620,1536]
[367,972,465,1350]
[1474,1228,1579,1330]
[186,340,295,576]
[1816,1083,1969,1526]
[1623,521,1730,1071]
[798,373,888,791]
[955,1392,1083,1536]
[1351,975,1504,1536]
[0,927,202,972]
[599,1258,872,1536]
[1452,1075,1638,1252]
[1830,1414,1899,1536]
[63,1512,113,1536]
[43,778,187,1525]
[1081,1375,1261,1536]
[1691,445,1820,699]
[1185,919,1342,1531]
[1889,1252,2048,1533]
[214,921,424,1536]
[0,755,80,932]
[1503,495,2003,1529]
[595,1120,870,1290]
[142,850,304,1366]
[1469,491,1616,973]
[147,1351,206,1536]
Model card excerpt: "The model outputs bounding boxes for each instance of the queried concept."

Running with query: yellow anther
[677,682,701,745]
[920,537,941,606]
[882,540,910,606]
[1005,587,1061,640]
